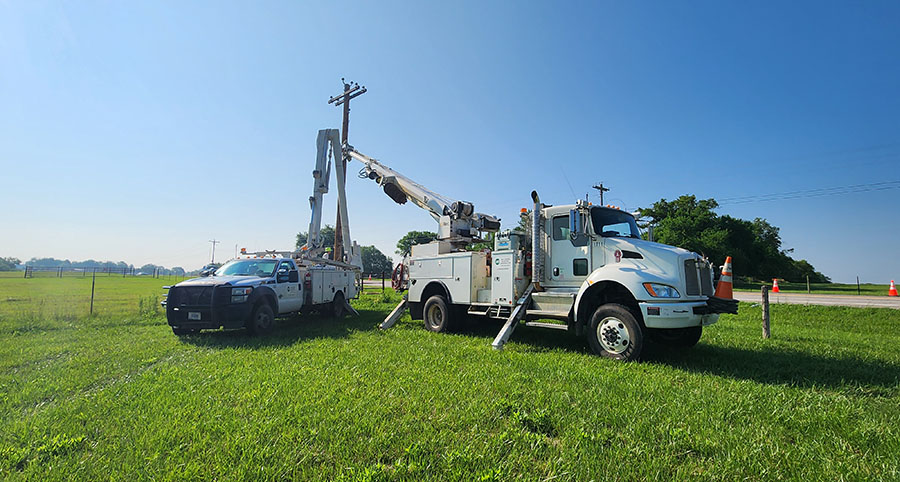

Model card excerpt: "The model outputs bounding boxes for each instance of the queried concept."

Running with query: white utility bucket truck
[343,144,737,361]
[163,129,362,335]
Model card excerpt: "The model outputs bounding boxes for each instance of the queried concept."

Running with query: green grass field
[1,276,898,480]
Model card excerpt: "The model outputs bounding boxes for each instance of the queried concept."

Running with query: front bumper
[639,300,723,329]
[166,303,252,329]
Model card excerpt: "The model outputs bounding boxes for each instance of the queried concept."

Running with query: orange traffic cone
[368,274,372,281]
[714,256,734,299]
[772,278,780,293]
[890,280,898,297]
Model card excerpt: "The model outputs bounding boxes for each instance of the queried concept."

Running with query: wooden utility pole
[209,239,220,263]
[328,79,366,263]
[592,183,610,205]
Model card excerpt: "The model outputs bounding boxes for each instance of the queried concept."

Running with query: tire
[423,295,454,333]
[650,326,702,348]
[171,326,199,336]
[587,303,643,361]
[332,291,345,318]
[247,303,275,335]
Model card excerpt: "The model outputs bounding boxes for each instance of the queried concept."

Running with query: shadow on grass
[177,308,384,349]
[451,317,590,354]
[456,317,899,391]
[646,343,900,391]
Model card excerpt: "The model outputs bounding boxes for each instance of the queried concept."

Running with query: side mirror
[288,270,299,283]
[569,209,589,247]
[569,210,582,236]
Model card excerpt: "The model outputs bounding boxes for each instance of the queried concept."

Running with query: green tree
[360,246,393,274]
[296,225,335,250]
[639,195,828,282]
[396,231,437,255]
[0,257,21,271]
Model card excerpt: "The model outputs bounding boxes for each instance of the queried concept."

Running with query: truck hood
[174,276,266,288]
[604,237,696,273]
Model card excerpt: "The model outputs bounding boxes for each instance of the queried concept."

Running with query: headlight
[643,283,680,298]
[231,287,252,303]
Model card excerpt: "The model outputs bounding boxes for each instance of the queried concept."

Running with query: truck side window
[552,215,570,241]
[573,258,588,276]
[277,261,294,278]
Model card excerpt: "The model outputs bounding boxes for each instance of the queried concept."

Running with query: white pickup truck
[163,255,357,335]
[161,126,364,337]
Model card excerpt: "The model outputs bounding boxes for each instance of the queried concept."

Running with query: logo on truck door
[614,250,622,263]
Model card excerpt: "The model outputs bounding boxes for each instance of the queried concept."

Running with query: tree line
[5,257,187,276]
[639,195,829,283]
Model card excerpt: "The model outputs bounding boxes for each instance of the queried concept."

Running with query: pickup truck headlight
[643,283,680,298]
[231,287,252,303]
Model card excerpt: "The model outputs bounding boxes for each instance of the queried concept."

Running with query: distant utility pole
[328,78,367,263]
[592,183,610,205]
[209,239,220,263]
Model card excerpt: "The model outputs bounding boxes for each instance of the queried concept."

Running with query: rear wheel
[587,303,643,361]
[650,326,702,348]
[247,303,274,335]
[332,291,346,318]
[423,295,454,333]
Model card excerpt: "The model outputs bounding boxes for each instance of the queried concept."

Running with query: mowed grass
[734,279,891,296]
[1,277,898,480]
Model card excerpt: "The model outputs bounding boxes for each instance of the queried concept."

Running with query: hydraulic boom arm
[345,146,500,246]
[305,129,361,268]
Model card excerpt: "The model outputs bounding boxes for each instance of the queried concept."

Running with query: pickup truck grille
[170,286,214,306]
[684,259,714,296]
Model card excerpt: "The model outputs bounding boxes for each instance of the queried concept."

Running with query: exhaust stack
[531,190,544,291]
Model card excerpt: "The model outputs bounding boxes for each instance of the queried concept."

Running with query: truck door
[547,213,591,286]
[274,260,304,313]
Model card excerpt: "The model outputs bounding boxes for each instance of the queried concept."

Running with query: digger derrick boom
[344,146,499,246]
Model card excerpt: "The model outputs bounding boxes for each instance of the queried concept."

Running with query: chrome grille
[684,259,714,297]
[684,260,700,295]
[700,263,713,295]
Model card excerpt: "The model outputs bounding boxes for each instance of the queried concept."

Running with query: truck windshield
[215,259,279,277]
[591,207,641,238]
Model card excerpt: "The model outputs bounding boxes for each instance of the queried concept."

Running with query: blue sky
[1,1,898,283]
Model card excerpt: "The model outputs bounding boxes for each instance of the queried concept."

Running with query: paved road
[732,291,900,310]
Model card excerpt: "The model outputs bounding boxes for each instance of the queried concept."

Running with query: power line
[717,180,900,205]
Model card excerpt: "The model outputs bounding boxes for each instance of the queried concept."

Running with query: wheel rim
[597,317,630,354]
[255,310,271,330]
[426,304,443,328]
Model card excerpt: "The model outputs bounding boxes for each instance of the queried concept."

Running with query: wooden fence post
[90,269,96,315]
[761,285,770,339]
[382,271,385,293]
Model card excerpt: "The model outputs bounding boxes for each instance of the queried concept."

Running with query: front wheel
[247,303,275,335]
[587,303,643,361]
[649,326,702,348]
